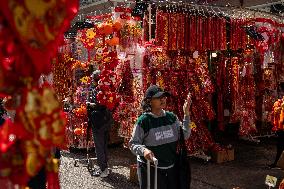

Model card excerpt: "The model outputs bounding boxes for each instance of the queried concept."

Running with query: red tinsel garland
[169,13,178,51]
[177,14,185,50]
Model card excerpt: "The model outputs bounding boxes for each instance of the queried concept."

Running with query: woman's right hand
[183,93,192,116]
[143,148,155,162]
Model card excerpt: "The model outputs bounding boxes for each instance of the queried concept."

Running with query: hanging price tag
[265,175,277,188]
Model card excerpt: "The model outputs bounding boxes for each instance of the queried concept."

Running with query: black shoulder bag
[176,126,191,189]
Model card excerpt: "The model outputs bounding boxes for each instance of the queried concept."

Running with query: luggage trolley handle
[147,157,158,189]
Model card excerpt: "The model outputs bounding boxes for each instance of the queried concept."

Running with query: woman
[129,85,192,189]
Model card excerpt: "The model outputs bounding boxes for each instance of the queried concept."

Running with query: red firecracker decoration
[155,10,226,51]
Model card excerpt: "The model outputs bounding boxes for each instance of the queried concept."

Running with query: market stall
[58,0,284,161]
[139,2,284,158]
[0,0,283,188]
[54,6,144,149]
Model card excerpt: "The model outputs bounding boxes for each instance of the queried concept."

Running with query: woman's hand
[143,148,155,162]
[183,93,192,116]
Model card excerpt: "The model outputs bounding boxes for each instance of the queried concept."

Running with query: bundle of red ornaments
[96,69,120,111]
[142,46,216,154]
[0,0,78,187]
[155,10,227,51]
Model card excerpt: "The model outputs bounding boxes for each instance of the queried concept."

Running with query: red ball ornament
[109,37,119,46]
[106,39,111,46]
[103,24,113,35]
[113,21,122,31]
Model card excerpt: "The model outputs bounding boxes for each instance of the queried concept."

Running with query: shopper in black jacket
[87,70,113,177]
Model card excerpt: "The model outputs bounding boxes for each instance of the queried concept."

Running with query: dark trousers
[137,161,178,189]
[27,168,46,189]
[273,130,284,165]
[55,148,61,159]
[87,107,112,171]
[92,127,109,171]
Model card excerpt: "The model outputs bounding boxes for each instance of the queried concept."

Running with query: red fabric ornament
[0,141,30,186]
[230,57,240,122]
[0,14,39,96]
[0,119,16,153]
[0,0,79,73]
[14,86,67,149]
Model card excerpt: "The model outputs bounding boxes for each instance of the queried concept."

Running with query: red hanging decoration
[46,158,60,189]
[177,13,185,50]
[169,13,178,51]
[0,0,78,74]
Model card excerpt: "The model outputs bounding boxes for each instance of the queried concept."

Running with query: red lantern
[106,39,111,46]
[113,21,122,31]
[109,37,119,46]
[103,24,113,35]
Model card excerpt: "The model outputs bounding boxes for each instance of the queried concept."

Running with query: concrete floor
[59,138,284,189]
